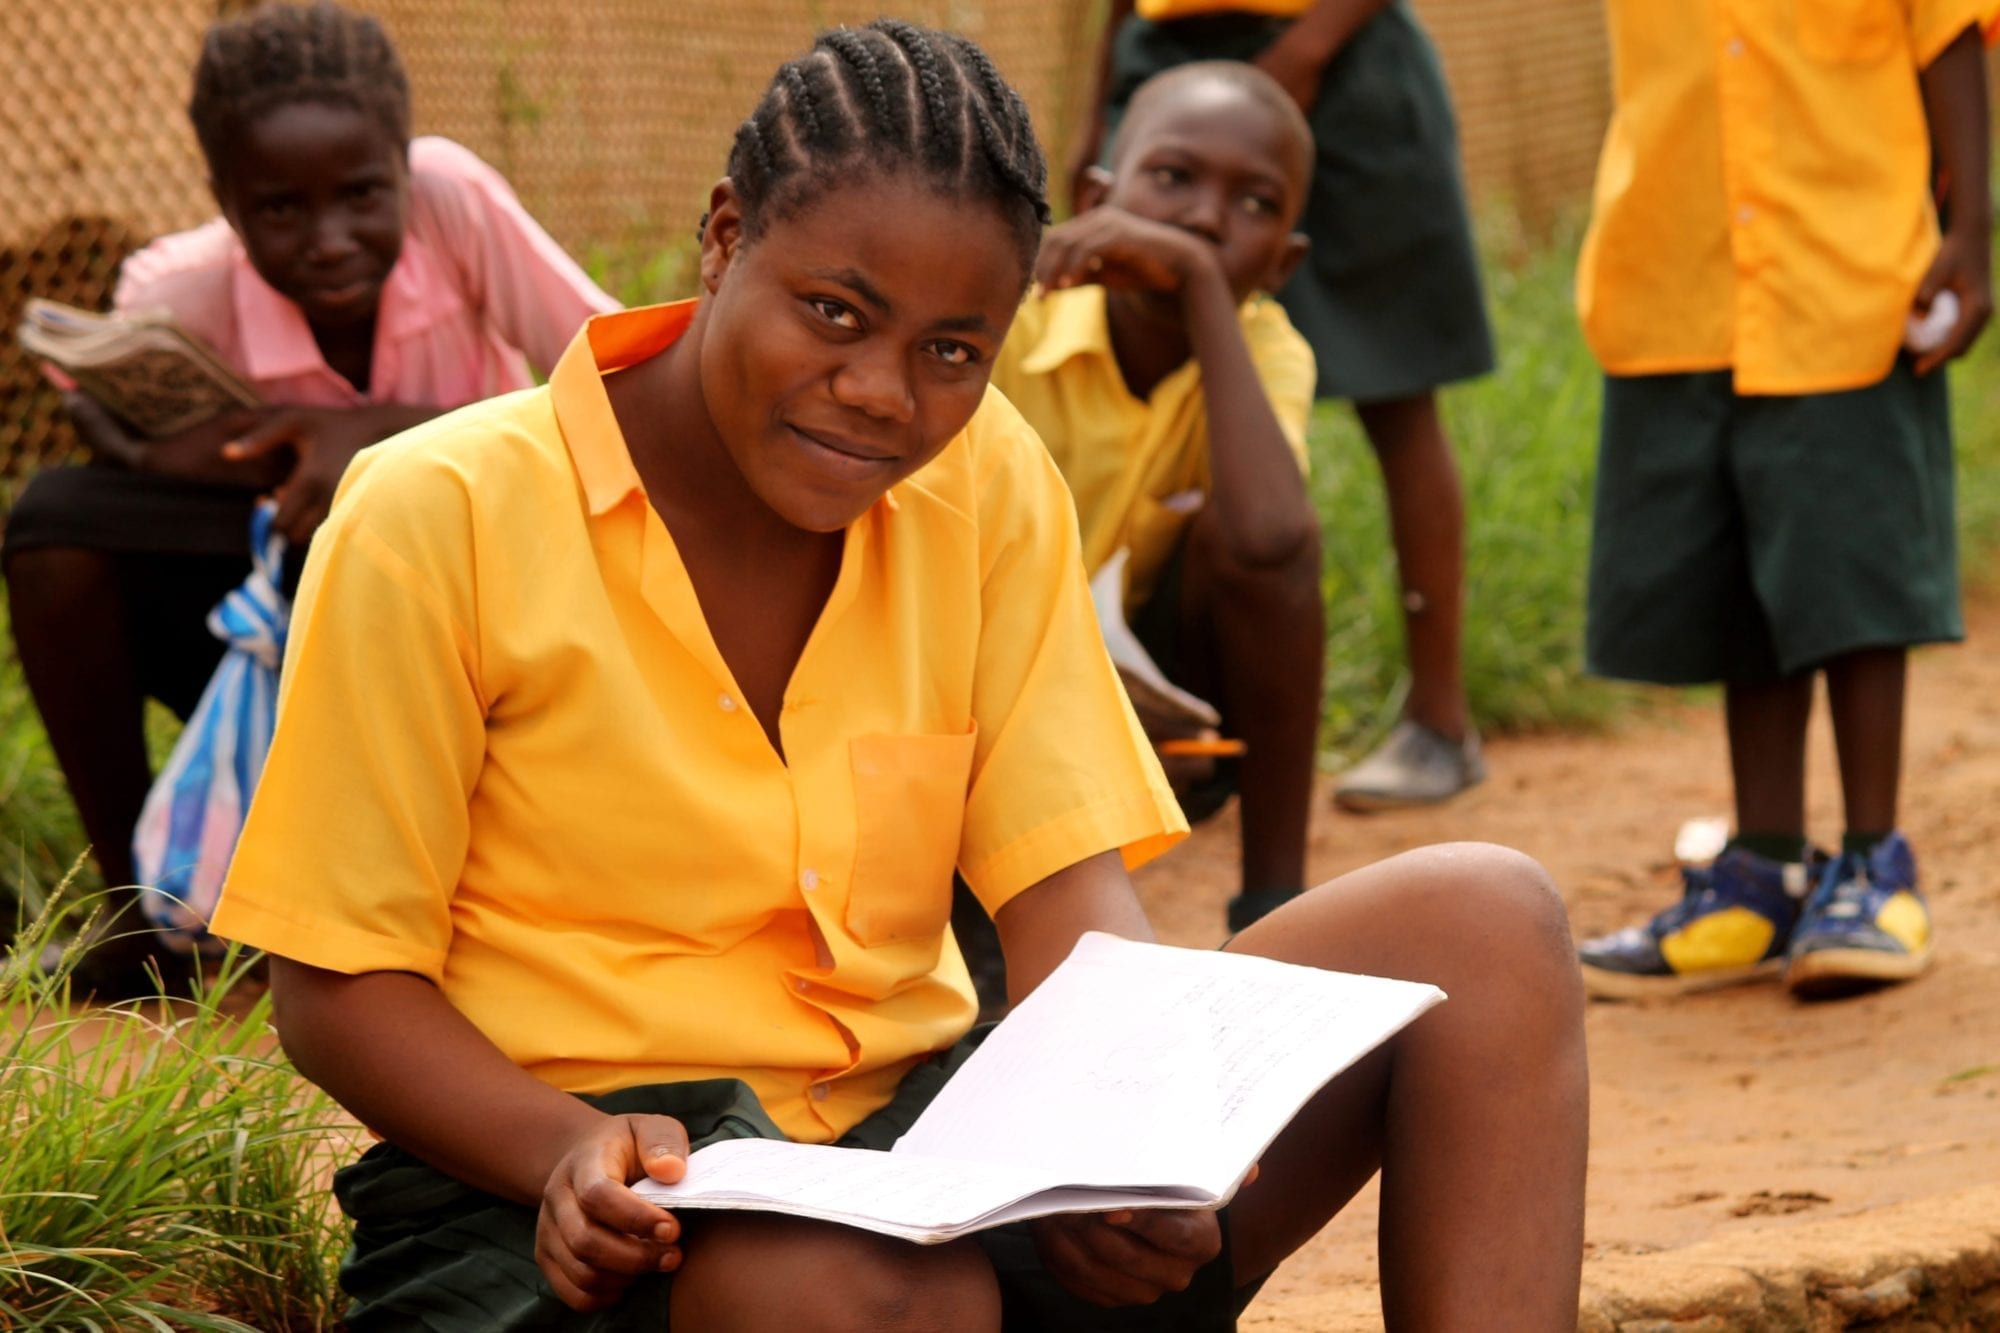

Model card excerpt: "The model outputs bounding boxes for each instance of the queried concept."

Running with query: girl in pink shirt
[2,0,616,992]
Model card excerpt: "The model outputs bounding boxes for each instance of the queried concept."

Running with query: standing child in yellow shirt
[210,22,1587,1327]
[1576,2,1991,1000]
[991,62,1320,932]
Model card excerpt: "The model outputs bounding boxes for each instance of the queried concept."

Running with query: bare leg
[4,546,157,972]
[1723,672,1814,838]
[1354,394,1469,740]
[1823,648,1905,835]
[1223,844,1588,1325]
[669,1212,1000,1332]
[1176,507,1323,897]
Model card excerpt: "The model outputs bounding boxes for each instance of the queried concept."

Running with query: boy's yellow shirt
[211,302,1185,1143]
[1135,0,1314,17]
[1577,0,1990,395]
[990,284,1315,614]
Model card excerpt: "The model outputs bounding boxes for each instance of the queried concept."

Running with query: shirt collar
[1016,283,1115,376]
[551,301,697,516]
[229,230,460,384]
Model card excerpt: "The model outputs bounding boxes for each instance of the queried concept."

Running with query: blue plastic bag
[132,502,289,953]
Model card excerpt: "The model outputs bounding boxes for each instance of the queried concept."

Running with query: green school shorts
[332,1028,1264,1331]
[1585,360,1962,685]
[1102,3,1496,403]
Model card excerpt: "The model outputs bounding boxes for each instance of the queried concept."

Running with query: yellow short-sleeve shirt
[1135,0,1312,18]
[211,301,1186,1143]
[988,284,1315,613]
[1576,0,1991,395]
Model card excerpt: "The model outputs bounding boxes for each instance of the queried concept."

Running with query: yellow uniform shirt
[211,302,1185,1143]
[989,284,1315,613]
[1576,0,1988,395]
[1136,0,1312,17]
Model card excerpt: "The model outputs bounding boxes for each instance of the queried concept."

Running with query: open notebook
[634,932,1444,1243]
[18,298,260,436]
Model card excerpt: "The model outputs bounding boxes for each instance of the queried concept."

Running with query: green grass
[0,886,355,1329]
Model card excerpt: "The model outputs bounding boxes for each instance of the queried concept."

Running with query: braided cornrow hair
[189,2,411,176]
[722,19,1050,277]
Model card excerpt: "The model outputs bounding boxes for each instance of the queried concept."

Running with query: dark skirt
[2,465,263,717]
[1103,3,1497,402]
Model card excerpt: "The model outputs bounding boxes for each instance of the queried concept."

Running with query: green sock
[1841,830,1890,857]
[1728,832,1805,864]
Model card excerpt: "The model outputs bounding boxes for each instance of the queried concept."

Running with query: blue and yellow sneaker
[1786,832,1931,999]
[1578,847,1814,999]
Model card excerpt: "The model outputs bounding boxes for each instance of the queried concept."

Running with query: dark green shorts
[1104,3,1496,402]
[1586,361,1962,685]
[333,1029,1263,1331]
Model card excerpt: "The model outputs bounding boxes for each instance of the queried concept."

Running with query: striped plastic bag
[132,502,289,953]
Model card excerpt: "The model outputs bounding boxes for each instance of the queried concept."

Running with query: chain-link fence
[3,0,1618,488]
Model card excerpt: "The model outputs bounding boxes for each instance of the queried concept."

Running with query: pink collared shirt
[114,137,618,406]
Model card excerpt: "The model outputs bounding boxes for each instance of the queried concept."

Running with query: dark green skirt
[1103,3,1496,402]
[333,1033,1262,1330]
[1586,360,1962,684]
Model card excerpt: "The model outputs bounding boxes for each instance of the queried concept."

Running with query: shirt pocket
[846,726,978,947]
[1797,0,1901,64]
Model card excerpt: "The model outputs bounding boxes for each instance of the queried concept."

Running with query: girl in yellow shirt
[214,19,1586,1329]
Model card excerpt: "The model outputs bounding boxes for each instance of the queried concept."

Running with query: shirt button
[810,1082,830,1102]
[1736,204,1755,224]
[794,977,812,994]
[800,868,820,891]
[718,693,737,712]
[1726,36,1744,57]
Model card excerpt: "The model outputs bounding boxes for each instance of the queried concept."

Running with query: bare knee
[671,1218,999,1333]
[1185,496,1323,593]
[1241,842,1579,1011]
[4,544,113,616]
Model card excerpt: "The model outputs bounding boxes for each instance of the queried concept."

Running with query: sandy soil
[1131,598,2000,1327]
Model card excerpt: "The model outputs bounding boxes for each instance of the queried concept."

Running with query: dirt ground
[1131,597,2000,1327]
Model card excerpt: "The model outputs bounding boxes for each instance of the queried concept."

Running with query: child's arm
[1253,0,1393,111]
[992,849,1229,1303]
[1039,209,1318,570]
[220,404,443,543]
[268,959,687,1312]
[1913,22,1993,375]
[1063,0,1138,212]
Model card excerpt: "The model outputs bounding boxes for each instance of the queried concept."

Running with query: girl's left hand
[222,404,428,544]
[1029,1207,1223,1306]
[1911,227,1994,376]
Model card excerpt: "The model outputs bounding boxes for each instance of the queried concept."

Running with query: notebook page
[893,933,1446,1197]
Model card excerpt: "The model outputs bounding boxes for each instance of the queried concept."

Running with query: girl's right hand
[62,392,284,489]
[535,1113,691,1311]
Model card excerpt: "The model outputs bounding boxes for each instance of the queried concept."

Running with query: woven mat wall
[0,0,1628,479]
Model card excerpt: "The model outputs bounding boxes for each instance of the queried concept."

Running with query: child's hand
[535,1113,689,1312]
[1911,227,1993,376]
[1036,208,1224,304]
[1029,1207,1223,1306]
[62,393,279,488]
[222,404,417,544]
